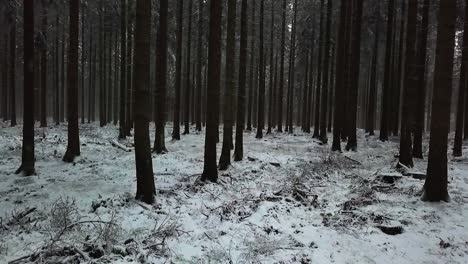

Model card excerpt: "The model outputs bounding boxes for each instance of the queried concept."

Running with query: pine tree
[201,0,222,183]
[256,0,266,139]
[134,0,156,204]
[422,0,456,202]
[219,0,237,170]
[16,0,36,176]
[172,0,183,140]
[153,0,168,154]
[234,0,248,162]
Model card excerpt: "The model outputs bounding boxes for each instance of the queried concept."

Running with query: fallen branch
[110,140,131,152]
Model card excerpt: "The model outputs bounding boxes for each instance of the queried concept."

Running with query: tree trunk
[16,0,35,176]
[319,0,333,143]
[367,6,380,137]
[63,0,81,163]
[277,0,286,133]
[153,0,168,154]
[9,2,17,127]
[172,0,183,140]
[184,0,193,135]
[219,0,237,170]
[201,0,222,183]
[267,0,275,135]
[134,0,156,204]
[313,0,326,138]
[195,0,204,132]
[453,0,467,157]
[256,0,266,139]
[40,6,48,127]
[234,0,248,162]
[247,0,256,132]
[379,0,395,142]
[119,0,127,139]
[422,0,456,203]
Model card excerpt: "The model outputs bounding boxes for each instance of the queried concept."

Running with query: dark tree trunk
[1,37,7,121]
[287,0,297,134]
[256,0,266,139]
[55,14,60,125]
[313,0,326,138]
[172,0,183,140]
[234,0,248,162]
[201,0,222,183]
[195,0,204,132]
[153,0,168,154]
[422,0,456,203]
[398,0,418,168]
[88,26,95,123]
[453,0,467,157]
[367,6,380,137]
[267,0,275,135]
[184,0,193,135]
[99,5,106,127]
[61,22,66,123]
[134,0,156,204]
[119,0,127,139]
[277,0,286,132]
[63,0,81,163]
[345,0,363,151]
[9,2,17,127]
[379,0,395,142]
[126,17,134,135]
[247,0,256,132]
[219,0,236,170]
[40,6,48,127]
[302,49,310,132]
[16,0,35,176]
[306,31,315,134]
[327,43,336,133]
[332,0,349,152]
[319,0,333,143]
[81,8,85,124]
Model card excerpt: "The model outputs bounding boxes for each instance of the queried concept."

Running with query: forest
[0,0,467,263]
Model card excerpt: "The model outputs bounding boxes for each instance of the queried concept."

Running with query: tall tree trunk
[453,0,467,157]
[234,0,248,162]
[306,31,315,134]
[398,0,418,168]
[126,14,134,135]
[9,2,17,127]
[184,0,193,135]
[172,0,183,140]
[201,0,222,183]
[319,0,332,143]
[88,27,95,123]
[134,0,156,204]
[367,6,380,137]
[153,0,168,154]
[119,0,127,139]
[422,0,456,203]
[80,7,85,124]
[267,0,275,135]
[332,0,350,152]
[379,0,395,142]
[247,0,256,131]
[302,49,310,132]
[219,0,237,170]
[40,6,48,127]
[277,0,286,132]
[55,14,60,125]
[195,0,204,132]
[61,21,66,123]
[313,0,326,138]
[16,0,35,176]
[287,0,298,134]
[63,0,81,163]
[256,0,266,139]
[345,0,363,151]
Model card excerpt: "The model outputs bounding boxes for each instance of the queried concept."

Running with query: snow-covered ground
[0,121,467,264]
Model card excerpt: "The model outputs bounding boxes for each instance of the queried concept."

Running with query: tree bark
[184,0,193,135]
[277,0,286,133]
[256,0,266,139]
[422,0,456,203]
[172,0,183,140]
[201,0,222,183]
[319,0,333,143]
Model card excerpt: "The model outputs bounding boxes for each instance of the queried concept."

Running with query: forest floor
[0,121,467,264]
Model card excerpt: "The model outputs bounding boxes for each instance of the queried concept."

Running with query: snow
[0,121,467,263]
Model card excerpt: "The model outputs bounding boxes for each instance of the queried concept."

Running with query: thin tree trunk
[119,0,127,139]
[184,0,193,135]
[172,0,183,140]
[153,0,168,154]
[195,0,204,132]
[256,0,266,139]
[319,0,332,143]
[9,2,17,127]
